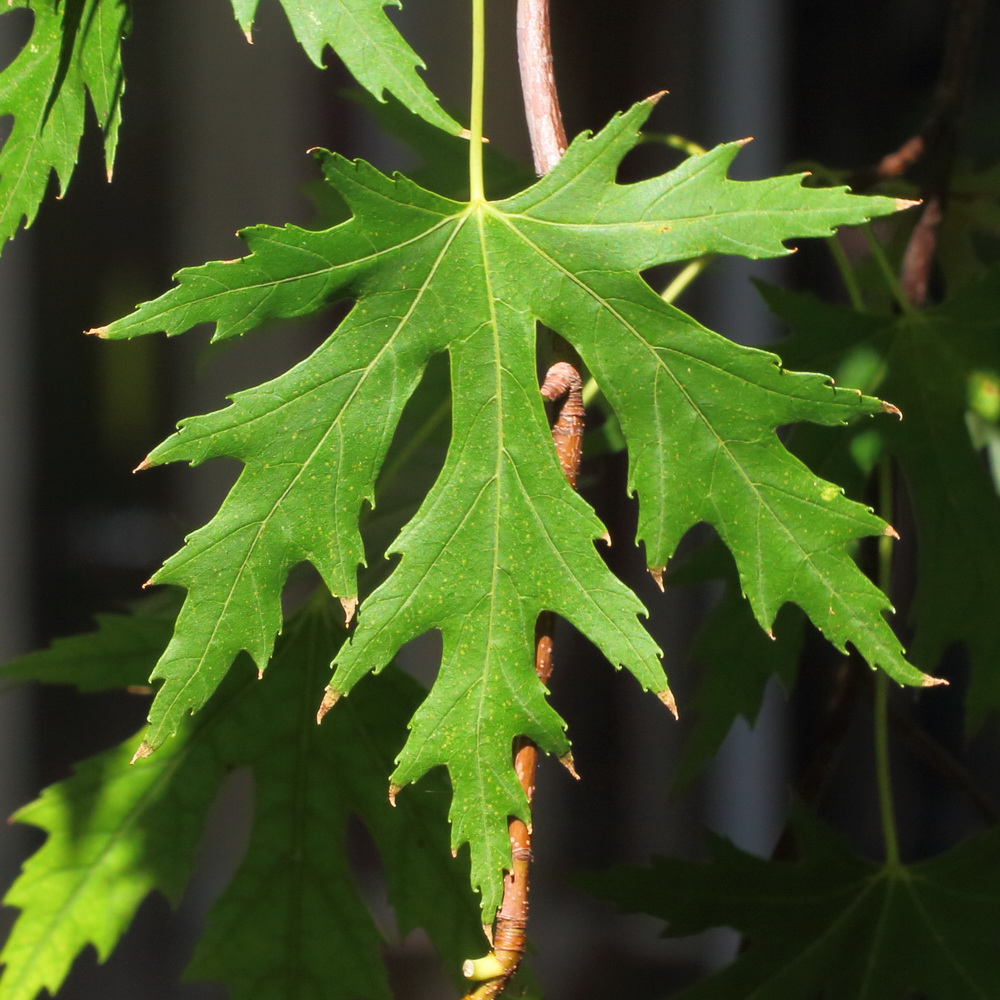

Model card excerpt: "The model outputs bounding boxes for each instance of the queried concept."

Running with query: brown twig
[460,366,584,1000]
[866,0,986,306]
[516,0,568,176]
[869,0,985,186]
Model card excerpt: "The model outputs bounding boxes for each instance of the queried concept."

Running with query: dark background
[0,1,998,997]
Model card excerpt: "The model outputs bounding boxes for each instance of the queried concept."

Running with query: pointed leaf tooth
[340,596,358,626]
[559,752,580,780]
[657,688,679,719]
[316,685,340,723]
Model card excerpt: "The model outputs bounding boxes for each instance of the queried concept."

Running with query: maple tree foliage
[1,1,999,998]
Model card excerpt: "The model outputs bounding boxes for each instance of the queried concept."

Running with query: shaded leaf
[582,810,1000,1000]
[763,271,1000,728]
[0,597,478,1000]
[669,541,804,788]
[0,590,179,693]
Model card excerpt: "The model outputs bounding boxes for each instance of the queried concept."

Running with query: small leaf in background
[763,270,1000,729]
[668,541,804,789]
[0,0,129,249]
[581,809,1000,1000]
[0,590,180,693]
[98,96,923,914]
[231,0,461,136]
[0,597,478,1000]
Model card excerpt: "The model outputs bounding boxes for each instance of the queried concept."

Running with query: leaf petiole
[875,458,901,867]
[469,0,487,202]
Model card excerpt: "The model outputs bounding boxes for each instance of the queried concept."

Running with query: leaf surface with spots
[99,96,922,915]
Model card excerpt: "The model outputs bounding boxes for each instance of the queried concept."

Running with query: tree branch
[517,0,568,175]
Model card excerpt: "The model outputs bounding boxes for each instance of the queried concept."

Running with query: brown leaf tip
[130,740,154,764]
[316,685,340,724]
[657,688,679,719]
[340,596,358,627]
[881,401,903,419]
[922,674,949,688]
[883,523,900,540]
[133,457,153,473]
[388,782,402,807]
[649,566,665,592]
[645,89,669,105]
[559,752,581,780]
[894,198,921,212]
[84,325,109,338]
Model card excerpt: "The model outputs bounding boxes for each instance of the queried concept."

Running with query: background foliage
[0,2,999,999]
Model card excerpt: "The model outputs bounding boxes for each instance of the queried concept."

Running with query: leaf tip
[657,688,679,719]
[922,674,949,688]
[649,566,665,591]
[894,198,921,212]
[389,782,402,807]
[881,400,903,419]
[84,325,109,338]
[340,596,358,626]
[316,685,340,723]
[883,523,900,540]
[736,136,755,147]
[130,740,154,764]
[559,751,581,780]
[645,89,669,105]
[600,530,612,547]
[133,456,153,473]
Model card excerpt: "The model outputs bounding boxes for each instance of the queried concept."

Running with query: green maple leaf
[96,96,930,915]
[231,0,460,135]
[0,597,478,1000]
[762,271,1000,728]
[582,810,1000,999]
[0,0,129,248]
